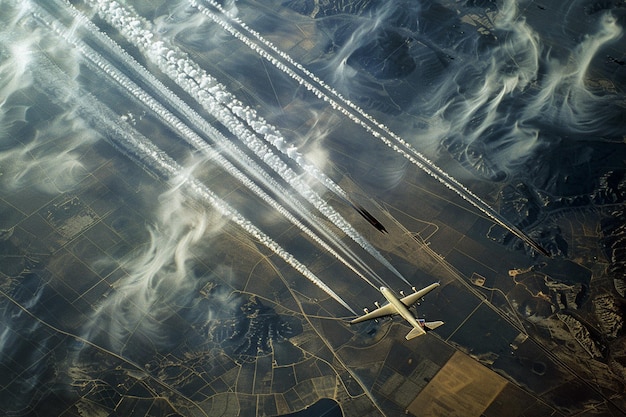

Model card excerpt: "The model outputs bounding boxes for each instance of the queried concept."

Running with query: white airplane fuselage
[380,286,422,331]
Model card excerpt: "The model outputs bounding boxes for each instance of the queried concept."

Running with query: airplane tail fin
[405,326,426,340]
[424,321,444,331]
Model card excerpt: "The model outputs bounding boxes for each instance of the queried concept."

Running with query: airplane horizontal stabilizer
[405,326,426,340]
[424,321,444,330]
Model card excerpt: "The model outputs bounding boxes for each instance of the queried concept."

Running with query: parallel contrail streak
[191,0,550,257]
[29,47,357,314]
[33,0,387,289]
[86,0,411,281]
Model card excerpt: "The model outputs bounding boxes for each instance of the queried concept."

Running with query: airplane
[350,283,444,340]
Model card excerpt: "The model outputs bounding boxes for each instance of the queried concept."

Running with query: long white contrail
[32,0,387,289]
[190,0,550,257]
[86,0,410,281]
[29,47,357,314]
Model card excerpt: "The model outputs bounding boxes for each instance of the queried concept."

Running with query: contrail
[190,0,550,257]
[27,37,357,315]
[86,0,411,281]
[33,0,387,290]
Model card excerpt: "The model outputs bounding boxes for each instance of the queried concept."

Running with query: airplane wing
[400,282,440,308]
[349,303,396,324]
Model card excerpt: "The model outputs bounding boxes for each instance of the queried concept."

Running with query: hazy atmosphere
[1,0,625,416]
